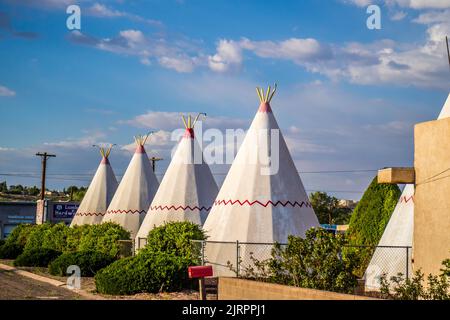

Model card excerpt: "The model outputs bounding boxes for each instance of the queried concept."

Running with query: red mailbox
[188,265,213,279]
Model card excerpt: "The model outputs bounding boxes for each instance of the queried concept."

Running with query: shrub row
[95,222,206,295]
[0,222,130,260]
[1,222,130,272]
[14,248,62,267]
[49,250,116,277]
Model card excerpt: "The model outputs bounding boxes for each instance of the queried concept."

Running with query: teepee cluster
[73,85,320,263]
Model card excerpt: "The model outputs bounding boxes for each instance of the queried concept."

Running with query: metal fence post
[236,240,240,278]
[201,240,205,266]
[406,247,409,280]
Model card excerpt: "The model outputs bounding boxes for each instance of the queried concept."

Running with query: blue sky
[0,0,449,199]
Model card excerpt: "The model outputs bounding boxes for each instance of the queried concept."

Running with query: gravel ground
[0,259,210,300]
[0,267,84,300]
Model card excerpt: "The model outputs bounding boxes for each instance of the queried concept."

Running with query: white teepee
[71,145,118,226]
[102,134,159,238]
[203,85,320,276]
[365,92,450,291]
[136,114,219,244]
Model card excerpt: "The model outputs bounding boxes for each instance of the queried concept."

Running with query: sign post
[188,265,213,300]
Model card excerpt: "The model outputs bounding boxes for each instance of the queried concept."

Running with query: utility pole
[36,152,56,200]
[149,157,163,173]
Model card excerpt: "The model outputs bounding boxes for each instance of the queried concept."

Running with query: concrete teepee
[102,134,159,238]
[203,84,320,275]
[71,145,118,226]
[136,114,218,245]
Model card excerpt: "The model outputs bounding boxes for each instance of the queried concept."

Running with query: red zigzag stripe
[213,199,312,208]
[105,209,147,215]
[75,212,105,217]
[150,205,211,212]
[399,196,414,204]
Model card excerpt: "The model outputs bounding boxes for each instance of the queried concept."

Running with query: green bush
[4,224,34,247]
[20,222,129,257]
[0,243,23,259]
[145,221,206,259]
[0,239,5,248]
[0,224,35,259]
[380,260,450,300]
[95,250,193,295]
[95,222,205,295]
[94,257,140,295]
[14,248,62,267]
[49,250,115,277]
[65,224,89,252]
[348,177,400,246]
[347,177,400,276]
[242,228,360,294]
[23,223,55,252]
[78,222,130,258]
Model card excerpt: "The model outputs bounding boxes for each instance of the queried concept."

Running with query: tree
[347,177,400,246]
[346,177,400,276]
[243,228,360,294]
[310,191,352,225]
[0,181,7,193]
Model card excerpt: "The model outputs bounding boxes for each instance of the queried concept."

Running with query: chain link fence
[190,240,412,288]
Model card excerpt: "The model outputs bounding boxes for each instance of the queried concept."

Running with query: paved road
[0,268,83,300]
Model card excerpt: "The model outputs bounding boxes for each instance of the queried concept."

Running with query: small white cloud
[158,56,195,73]
[208,39,243,72]
[119,29,146,44]
[88,3,124,18]
[0,85,16,97]
[390,11,407,21]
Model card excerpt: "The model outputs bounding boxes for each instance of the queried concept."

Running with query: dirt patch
[0,268,84,300]
[0,260,214,300]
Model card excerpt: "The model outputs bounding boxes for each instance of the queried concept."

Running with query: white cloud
[69,30,202,72]
[43,131,108,149]
[119,30,146,44]
[121,111,249,132]
[0,85,16,97]
[402,0,450,9]
[390,11,408,20]
[158,56,195,73]
[344,0,450,9]
[208,40,243,72]
[240,37,333,63]
[413,9,450,24]
[88,3,124,18]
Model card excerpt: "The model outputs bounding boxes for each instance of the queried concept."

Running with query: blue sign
[53,203,78,219]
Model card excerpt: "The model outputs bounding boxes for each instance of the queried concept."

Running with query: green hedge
[347,176,401,276]
[78,222,131,258]
[0,243,23,259]
[14,248,62,267]
[95,221,206,295]
[145,221,206,259]
[348,177,401,246]
[0,224,34,259]
[19,222,129,258]
[49,250,115,277]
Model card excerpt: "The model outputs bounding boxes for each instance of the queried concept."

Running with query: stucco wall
[218,278,376,300]
[414,117,450,276]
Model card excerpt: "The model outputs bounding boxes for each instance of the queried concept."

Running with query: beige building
[379,94,450,277]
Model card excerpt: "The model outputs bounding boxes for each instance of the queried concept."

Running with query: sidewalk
[0,263,105,300]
